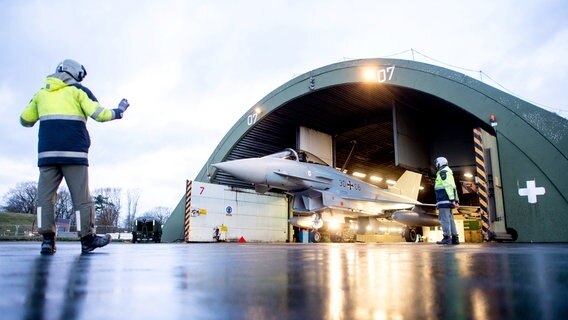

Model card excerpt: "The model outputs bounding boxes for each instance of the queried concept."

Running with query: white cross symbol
[518,180,546,204]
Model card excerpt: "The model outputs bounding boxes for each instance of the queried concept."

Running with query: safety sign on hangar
[162,58,568,243]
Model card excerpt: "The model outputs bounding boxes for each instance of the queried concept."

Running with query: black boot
[436,235,451,245]
[81,234,112,254]
[451,235,460,245]
[40,232,57,255]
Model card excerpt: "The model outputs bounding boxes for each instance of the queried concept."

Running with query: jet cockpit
[262,148,329,166]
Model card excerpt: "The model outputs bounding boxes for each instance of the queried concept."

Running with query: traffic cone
[238,236,247,243]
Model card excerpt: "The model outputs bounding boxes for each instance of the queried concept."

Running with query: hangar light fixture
[353,172,366,178]
[329,220,341,230]
[370,175,383,182]
[419,186,424,191]
[362,67,378,82]
[464,173,474,179]
[386,179,396,185]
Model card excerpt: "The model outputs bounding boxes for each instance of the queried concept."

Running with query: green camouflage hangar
[164,58,568,243]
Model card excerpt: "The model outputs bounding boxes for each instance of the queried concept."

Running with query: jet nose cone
[212,159,266,185]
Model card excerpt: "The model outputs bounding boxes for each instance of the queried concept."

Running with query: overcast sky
[1,0,567,216]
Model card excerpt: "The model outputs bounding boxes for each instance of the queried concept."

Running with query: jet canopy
[262,148,329,166]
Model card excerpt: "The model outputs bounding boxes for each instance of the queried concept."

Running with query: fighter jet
[212,148,440,242]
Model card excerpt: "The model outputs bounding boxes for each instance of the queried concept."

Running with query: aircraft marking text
[340,179,361,191]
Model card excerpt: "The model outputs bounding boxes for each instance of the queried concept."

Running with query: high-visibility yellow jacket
[434,166,459,208]
[20,74,120,166]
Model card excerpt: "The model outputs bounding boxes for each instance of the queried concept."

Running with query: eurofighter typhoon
[213,148,442,242]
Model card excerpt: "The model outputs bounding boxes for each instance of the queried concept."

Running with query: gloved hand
[452,201,460,209]
[118,98,129,112]
[113,98,129,119]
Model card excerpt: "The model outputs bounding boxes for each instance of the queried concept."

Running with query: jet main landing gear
[404,227,418,242]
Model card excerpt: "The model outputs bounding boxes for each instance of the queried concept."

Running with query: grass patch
[0,212,36,225]
[0,212,36,239]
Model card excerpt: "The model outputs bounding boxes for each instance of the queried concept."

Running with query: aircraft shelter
[163,58,568,243]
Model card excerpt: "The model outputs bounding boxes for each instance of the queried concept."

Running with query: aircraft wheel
[311,231,322,243]
[404,228,417,242]
[506,228,518,242]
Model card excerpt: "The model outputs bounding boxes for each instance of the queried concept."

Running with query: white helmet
[435,157,448,170]
[56,59,87,82]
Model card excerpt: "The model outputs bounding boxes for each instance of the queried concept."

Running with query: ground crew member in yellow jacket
[20,59,130,254]
[434,156,460,245]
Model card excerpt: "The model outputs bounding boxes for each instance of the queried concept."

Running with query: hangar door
[393,103,476,174]
[392,103,430,171]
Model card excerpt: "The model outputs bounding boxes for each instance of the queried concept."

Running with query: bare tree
[124,189,141,228]
[144,206,172,225]
[1,181,37,214]
[54,187,73,220]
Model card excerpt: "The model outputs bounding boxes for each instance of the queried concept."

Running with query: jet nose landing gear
[310,214,323,243]
[311,230,322,243]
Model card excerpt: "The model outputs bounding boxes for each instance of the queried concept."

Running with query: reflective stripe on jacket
[434,166,458,208]
[20,74,120,166]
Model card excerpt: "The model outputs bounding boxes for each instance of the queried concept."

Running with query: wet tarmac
[1,241,567,320]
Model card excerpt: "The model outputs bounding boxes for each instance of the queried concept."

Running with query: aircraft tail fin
[388,171,422,200]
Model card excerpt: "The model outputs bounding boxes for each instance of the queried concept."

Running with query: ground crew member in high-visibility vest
[434,156,460,245]
[20,59,130,255]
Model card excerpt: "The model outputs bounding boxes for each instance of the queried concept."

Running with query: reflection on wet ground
[1,242,567,319]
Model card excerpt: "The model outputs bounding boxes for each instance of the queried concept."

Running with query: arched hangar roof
[192,58,568,242]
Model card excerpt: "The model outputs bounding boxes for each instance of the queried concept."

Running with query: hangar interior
[204,83,502,244]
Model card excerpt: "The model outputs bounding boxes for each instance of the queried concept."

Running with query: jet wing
[322,191,418,215]
[293,189,422,214]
